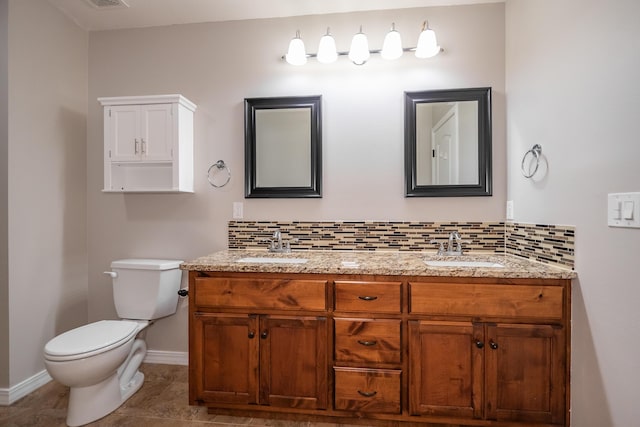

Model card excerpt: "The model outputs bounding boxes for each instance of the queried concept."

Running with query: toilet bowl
[44,320,148,426]
[43,259,183,426]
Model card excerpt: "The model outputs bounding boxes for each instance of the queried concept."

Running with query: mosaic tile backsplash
[506,222,575,269]
[228,221,575,269]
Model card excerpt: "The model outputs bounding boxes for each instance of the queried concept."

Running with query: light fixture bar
[282,22,444,65]
[281,47,444,61]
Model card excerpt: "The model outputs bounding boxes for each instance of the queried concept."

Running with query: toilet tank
[110,259,183,320]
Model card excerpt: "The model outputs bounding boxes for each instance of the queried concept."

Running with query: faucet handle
[283,238,299,252]
[430,239,445,255]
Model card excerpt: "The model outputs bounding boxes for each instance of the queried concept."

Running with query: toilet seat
[44,320,140,362]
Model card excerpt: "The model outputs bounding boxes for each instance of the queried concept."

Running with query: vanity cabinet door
[485,323,565,425]
[259,316,328,410]
[190,313,259,405]
[408,320,483,419]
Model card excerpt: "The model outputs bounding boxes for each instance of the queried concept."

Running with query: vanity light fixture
[348,26,370,65]
[381,23,403,60]
[285,30,307,66]
[283,21,443,66]
[317,28,338,64]
[415,21,441,59]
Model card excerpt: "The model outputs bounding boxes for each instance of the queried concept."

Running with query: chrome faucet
[431,231,465,256]
[264,229,297,253]
[272,229,282,251]
[448,231,462,254]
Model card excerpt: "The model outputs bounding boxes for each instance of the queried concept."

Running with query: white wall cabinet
[99,94,196,193]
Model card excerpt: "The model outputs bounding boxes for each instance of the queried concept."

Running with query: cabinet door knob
[260,331,268,339]
[475,340,484,349]
[248,331,255,339]
[357,340,378,347]
[489,340,499,350]
[358,296,378,301]
[357,390,377,397]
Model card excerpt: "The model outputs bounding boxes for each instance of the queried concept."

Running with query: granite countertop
[181,250,576,280]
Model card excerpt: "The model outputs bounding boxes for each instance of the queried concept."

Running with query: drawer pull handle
[357,390,377,397]
[357,340,377,347]
[358,296,378,301]
[489,340,499,350]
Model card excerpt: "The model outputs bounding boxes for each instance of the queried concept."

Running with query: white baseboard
[143,350,188,366]
[0,350,187,406]
[0,369,52,406]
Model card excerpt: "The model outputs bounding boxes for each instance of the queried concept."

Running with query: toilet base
[64,337,147,426]
[66,369,145,426]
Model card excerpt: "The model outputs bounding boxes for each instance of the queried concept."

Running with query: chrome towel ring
[207,160,231,188]
[521,144,542,178]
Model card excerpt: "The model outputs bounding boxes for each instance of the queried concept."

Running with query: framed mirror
[404,87,492,197]
[244,95,322,198]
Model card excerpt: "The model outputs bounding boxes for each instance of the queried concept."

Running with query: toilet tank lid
[111,259,183,270]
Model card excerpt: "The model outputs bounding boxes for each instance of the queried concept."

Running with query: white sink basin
[425,260,504,268]
[236,257,308,264]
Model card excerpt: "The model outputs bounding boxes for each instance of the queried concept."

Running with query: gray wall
[506,0,640,425]
[87,3,506,351]
[3,0,87,387]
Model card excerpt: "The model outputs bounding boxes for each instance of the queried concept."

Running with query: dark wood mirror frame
[404,87,492,197]
[244,95,322,198]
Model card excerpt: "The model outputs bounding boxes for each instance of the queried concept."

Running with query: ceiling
[47,0,503,31]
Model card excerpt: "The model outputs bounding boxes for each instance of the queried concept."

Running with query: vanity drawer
[194,277,327,311]
[334,318,401,365]
[334,281,401,313]
[334,367,401,414]
[409,282,564,320]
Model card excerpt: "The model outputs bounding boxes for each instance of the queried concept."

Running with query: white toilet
[43,259,183,427]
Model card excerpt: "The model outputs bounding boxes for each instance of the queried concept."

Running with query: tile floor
[0,364,362,427]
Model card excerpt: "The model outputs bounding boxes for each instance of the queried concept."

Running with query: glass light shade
[415,28,441,58]
[285,32,307,66]
[348,28,370,65]
[381,25,403,60]
[317,32,338,64]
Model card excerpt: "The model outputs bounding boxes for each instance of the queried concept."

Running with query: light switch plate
[232,202,244,219]
[608,192,640,228]
[506,200,514,220]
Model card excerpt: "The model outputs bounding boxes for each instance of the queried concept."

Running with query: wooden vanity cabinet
[188,271,571,427]
[189,274,328,410]
[333,280,403,415]
[408,280,568,425]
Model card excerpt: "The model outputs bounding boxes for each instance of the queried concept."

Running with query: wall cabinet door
[109,106,140,161]
[485,324,565,424]
[191,313,327,410]
[408,320,483,419]
[108,104,173,162]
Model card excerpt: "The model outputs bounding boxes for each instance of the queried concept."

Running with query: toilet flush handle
[103,271,117,278]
